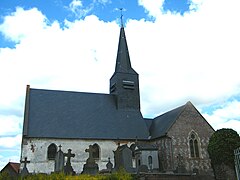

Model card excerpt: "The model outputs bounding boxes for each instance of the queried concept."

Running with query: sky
[0,0,240,170]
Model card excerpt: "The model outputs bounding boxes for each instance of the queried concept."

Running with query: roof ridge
[163,102,189,134]
[149,103,188,139]
[30,87,110,96]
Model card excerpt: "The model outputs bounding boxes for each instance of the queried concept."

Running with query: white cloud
[69,0,84,16]
[0,7,48,43]
[97,0,112,5]
[70,0,83,8]
[0,134,22,148]
[0,115,22,136]
[130,0,240,116]
[202,100,240,134]
[138,0,164,18]
[67,0,111,19]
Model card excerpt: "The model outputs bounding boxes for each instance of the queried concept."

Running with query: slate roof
[114,27,137,74]
[23,87,150,140]
[135,144,158,151]
[149,104,186,139]
[144,118,153,130]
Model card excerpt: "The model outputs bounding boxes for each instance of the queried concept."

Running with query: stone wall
[166,103,215,176]
[155,137,174,172]
[20,138,134,174]
[136,173,215,180]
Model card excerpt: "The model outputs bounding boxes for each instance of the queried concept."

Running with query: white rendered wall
[20,138,134,174]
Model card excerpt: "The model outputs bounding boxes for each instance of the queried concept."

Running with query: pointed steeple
[115,27,136,74]
[110,26,140,110]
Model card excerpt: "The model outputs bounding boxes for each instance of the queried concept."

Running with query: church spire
[110,23,140,110]
[115,27,136,74]
[114,9,136,74]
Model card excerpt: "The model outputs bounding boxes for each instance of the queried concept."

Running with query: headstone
[106,157,113,172]
[63,149,76,175]
[113,144,133,172]
[54,145,64,173]
[82,145,99,175]
[99,157,113,174]
[20,157,30,176]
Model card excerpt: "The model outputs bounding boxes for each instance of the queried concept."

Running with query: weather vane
[119,8,124,27]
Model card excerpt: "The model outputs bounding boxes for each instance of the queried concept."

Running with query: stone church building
[20,24,215,176]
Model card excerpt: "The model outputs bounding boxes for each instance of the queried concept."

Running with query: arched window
[148,156,153,170]
[47,143,57,160]
[92,143,100,159]
[189,132,200,158]
[148,156,153,165]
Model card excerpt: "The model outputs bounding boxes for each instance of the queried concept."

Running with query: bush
[0,172,12,180]
[207,128,240,168]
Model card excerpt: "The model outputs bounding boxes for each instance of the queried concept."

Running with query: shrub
[0,172,12,180]
[207,128,240,168]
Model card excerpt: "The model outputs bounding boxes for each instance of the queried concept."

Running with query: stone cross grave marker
[64,149,75,175]
[64,149,75,166]
[82,145,99,174]
[20,157,30,176]
[85,145,96,164]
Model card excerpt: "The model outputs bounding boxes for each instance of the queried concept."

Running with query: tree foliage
[207,128,240,168]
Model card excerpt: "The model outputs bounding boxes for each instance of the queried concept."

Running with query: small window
[189,132,200,158]
[148,156,152,165]
[148,156,153,170]
[138,159,141,166]
[92,143,100,159]
[47,143,57,160]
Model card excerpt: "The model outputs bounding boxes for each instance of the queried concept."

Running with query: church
[20,24,215,176]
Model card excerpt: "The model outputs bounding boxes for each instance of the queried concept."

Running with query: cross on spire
[119,8,124,27]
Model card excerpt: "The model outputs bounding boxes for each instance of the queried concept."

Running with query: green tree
[207,128,240,168]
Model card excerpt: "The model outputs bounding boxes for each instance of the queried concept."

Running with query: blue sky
[0,0,240,170]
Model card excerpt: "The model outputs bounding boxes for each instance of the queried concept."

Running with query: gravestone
[99,157,113,174]
[20,157,30,176]
[113,144,133,172]
[54,145,64,173]
[63,149,76,175]
[82,145,99,175]
[106,157,113,172]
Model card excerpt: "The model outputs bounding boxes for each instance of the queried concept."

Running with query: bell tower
[110,25,140,110]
